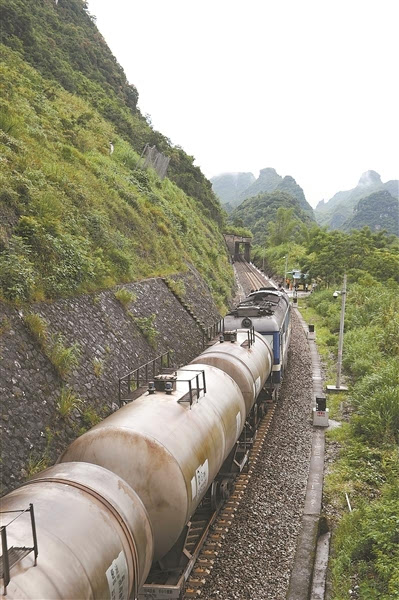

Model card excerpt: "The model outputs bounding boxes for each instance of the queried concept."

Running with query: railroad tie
[184,404,278,598]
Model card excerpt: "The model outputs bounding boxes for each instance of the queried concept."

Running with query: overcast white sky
[87,0,398,207]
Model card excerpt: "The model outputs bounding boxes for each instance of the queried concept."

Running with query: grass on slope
[0,0,223,225]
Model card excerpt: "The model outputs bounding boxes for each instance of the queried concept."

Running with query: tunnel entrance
[223,234,252,262]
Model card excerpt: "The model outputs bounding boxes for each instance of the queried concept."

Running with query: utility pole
[283,255,288,286]
[336,273,347,389]
[327,274,348,392]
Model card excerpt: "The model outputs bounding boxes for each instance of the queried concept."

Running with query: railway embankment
[0,266,220,495]
[287,307,328,600]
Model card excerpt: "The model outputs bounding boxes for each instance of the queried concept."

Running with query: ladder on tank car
[0,504,38,595]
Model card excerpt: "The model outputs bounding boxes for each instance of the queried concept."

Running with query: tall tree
[267,207,299,246]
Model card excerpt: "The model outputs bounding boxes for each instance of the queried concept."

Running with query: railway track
[182,261,280,597]
[184,401,277,598]
[234,257,275,295]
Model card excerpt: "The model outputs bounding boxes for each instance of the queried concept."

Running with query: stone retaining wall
[0,269,220,495]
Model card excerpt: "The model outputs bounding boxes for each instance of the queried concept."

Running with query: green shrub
[81,407,101,428]
[112,143,139,170]
[130,168,150,191]
[131,314,158,348]
[351,362,399,446]
[24,314,80,378]
[313,299,332,318]
[0,107,21,135]
[343,326,382,378]
[43,233,95,296]
[325,332,338,348]
[374,301,399,356]
[48,334,81,378]
[107,248,132,278]
[57,387,82,418]
[26,455,49,477]
[331,483,399,599]
[0,236,36,301]
[15,219,98,298]
[306,288,334,310]
[114,287,136,307]
[165,277,186,298]
[223,225,252,238]
[24,312,48,343]
[84,211,111,245]
[15,216,45,251]
[92,357,104,377]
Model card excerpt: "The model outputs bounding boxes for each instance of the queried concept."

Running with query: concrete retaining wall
[0,268,220,495]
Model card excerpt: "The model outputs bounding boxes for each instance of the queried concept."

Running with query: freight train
[0,293,291,600]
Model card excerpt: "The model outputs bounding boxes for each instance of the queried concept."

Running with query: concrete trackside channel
[286,306,330,600]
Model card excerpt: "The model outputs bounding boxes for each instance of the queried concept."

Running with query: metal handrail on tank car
[177,368,207,407]
[244,326,255,348]
[0,504,38,595]
[118,351,171,406]
[202,319,224,348]
[118,319,225,404]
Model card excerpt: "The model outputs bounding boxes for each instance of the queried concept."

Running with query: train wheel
[211,477,232,510]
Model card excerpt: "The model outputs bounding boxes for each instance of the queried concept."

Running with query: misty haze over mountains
[211,169,398,235]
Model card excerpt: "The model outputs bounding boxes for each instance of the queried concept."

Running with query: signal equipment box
[313,397,329,427]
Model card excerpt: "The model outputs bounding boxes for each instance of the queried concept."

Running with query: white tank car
[191,329,273,414]
[0,463,153,599]
[59,363,247,561]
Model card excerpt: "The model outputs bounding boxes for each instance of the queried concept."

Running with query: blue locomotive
[224,287,291,383]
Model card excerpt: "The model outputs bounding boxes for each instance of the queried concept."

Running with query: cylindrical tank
[191,330,273,415]
[0,463,153,600]
[59,364,246,560]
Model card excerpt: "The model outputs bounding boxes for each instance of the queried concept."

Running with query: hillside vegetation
[0,44,233,309]
[303,281,399,599]
[0,0,221,221]
[245,193,399,597]
[342,190,399,235]
[230,190,315,246]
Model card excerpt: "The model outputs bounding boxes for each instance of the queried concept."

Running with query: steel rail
[184,402,277,598]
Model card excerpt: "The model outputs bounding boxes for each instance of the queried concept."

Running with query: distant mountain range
[315,171,399,231]
[211,168,314,218]
[212,168,398,236]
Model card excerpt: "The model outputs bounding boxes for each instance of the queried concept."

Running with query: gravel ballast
[202,309,314,599]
